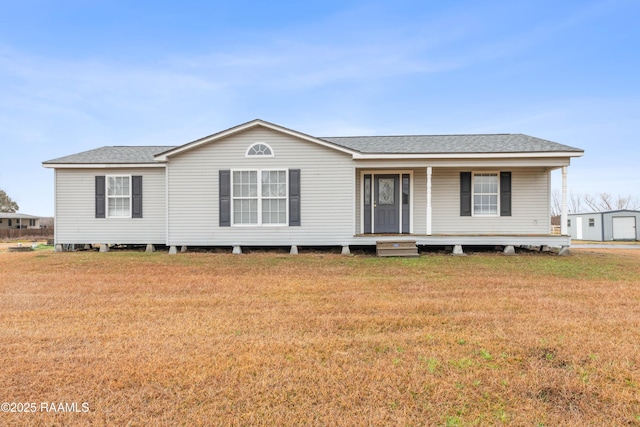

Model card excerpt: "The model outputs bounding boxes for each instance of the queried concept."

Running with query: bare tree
[558,191,640,213]
[615,195,640,210]
[551,188,562,218]
[568,190,584,213]
[584,193,602,211]
[583,192,640,211]
[551,189,585,215]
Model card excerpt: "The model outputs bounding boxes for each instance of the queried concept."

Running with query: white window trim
[245,142,275,158]
[472,171,500,217]
[106,174,132,218]
[231,169,289,226]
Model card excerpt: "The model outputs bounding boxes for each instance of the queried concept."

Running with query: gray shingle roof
[43,132,583,165]
[320,134,583,154]
[43,146,176,164]
[0,212,40,219]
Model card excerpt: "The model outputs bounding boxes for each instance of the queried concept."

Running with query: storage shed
[568,210,639,241]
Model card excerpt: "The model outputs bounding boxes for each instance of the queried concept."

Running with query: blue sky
[1,0,638,216]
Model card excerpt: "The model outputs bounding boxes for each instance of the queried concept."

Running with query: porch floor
[352,233,571,248]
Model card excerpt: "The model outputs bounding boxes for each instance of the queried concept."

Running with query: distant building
[568,210,639,241]
[0,213,41,229]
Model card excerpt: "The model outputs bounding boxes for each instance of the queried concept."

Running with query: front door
[576,217,583,240]
[374,174,400,233]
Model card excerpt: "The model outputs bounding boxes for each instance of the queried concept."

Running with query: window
[232,170,287,225]
[568,219,571,227]
[29,219,36,227]
[96,175,141,219]
[232,171,258,224]
[107,176,131,217]
[246,143,273,157]
[589,218,595,227]
[261,170,287,224]
[473,173,498,216]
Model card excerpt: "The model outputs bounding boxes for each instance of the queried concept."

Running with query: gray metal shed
[568,210,640,241]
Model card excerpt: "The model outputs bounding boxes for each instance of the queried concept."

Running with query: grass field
[1,247,639,426]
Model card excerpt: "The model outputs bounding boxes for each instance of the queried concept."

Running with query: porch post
[561,166,568,235]
[426,167,432,235]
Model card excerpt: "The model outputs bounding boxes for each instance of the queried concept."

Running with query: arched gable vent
[246,143,274,157]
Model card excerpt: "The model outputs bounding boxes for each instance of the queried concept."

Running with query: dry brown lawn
[1,247,639,426]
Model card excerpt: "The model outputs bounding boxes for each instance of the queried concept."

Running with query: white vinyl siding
[167,126,353,246]
[54,168,166,245]
[432,168,551,235]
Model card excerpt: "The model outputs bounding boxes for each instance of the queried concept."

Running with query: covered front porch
[354,165,572,249]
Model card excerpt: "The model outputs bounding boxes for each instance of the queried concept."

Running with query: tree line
[552,190,640,217]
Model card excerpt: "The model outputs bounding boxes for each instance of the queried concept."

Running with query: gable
[164,125,354,166]
[154,119,355,161]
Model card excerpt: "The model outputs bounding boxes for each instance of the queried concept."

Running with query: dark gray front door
[374,174,400,233]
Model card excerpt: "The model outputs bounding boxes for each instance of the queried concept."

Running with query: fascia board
[351,151,584,160]
[42,163,166,169]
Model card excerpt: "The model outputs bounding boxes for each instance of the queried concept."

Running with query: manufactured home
[0,213,41,229]
[43,119,584,254]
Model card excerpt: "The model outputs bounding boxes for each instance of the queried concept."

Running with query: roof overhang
[154,119,357,161]
[0,213,41,219]
[42,163,166,169]
[351,151,584,160]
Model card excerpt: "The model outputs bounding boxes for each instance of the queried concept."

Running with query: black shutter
[289,169,301,226]
[460,172,472,216]
[132,176,143,218]
[95,176,106,218]
[219,170,231,227]
[500,172,512,217]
